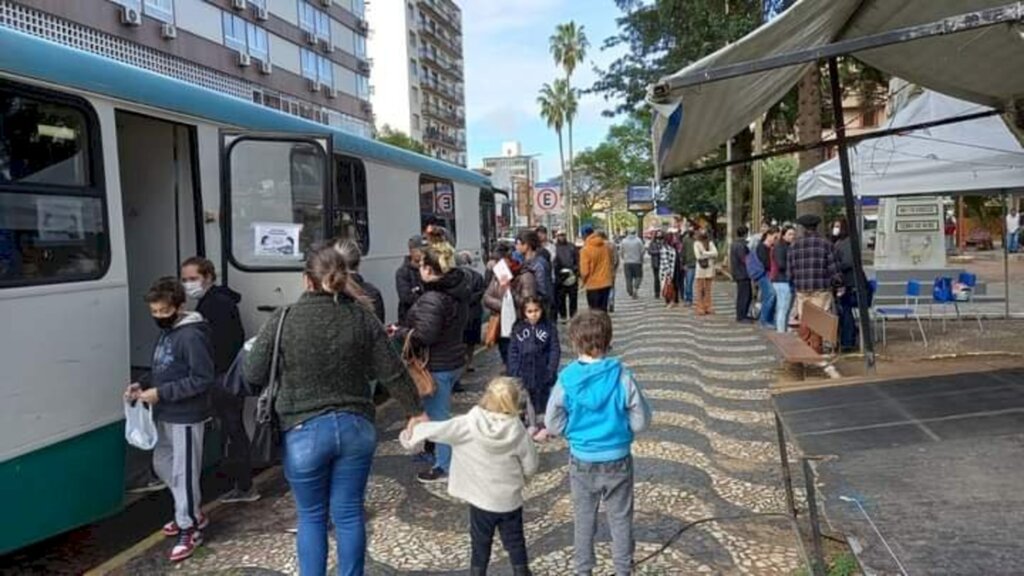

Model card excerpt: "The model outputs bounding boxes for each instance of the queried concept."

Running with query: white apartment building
[367,0,466,166]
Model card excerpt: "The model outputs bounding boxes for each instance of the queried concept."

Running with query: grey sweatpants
[153,421,205,530]
[569,455,635,576]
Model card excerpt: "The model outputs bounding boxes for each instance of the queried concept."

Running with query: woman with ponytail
[244,245,426,576]
[392,239,472,484]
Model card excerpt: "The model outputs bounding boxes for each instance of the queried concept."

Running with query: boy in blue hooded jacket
[545,309,652,576]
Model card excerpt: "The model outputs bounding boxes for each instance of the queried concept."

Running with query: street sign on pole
[626,184,655,212]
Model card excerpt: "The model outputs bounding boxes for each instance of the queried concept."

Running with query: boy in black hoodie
[125,277,215,562]
[181,257,254,504]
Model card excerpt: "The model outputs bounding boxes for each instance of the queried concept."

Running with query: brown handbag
[483,315,501,348]
[401,330,436,397]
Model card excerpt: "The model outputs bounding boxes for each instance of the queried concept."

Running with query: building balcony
[420,76,464,104]
[417,0,461,33]
[421,102,465,127]
[419,48,463,81]
[418,19,462,58]
[423,127,466,150]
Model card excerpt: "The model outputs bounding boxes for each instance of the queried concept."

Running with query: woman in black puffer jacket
[393,240,470,483]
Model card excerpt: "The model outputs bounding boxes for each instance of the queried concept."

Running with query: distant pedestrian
[553,229,580,321]
[771,226,796,333]
[694,231,718,316]
[730,226,752,321]
[647,230,665,298]
[579,226,614,312]
[681,228,698,305]
[754,227,780,328]
[244,246,425,576]
[396,235,427,323]
[125,277,214,562]
[535,225,555,269]
[788,214,840,350]
[545,310,652,576]
[518,229,553,312]
[833,221,869,351]
[508,296,561,428]
[599,230,619,312]
[402,377,538,576]
[335,239,385,323]
[659,232,680,307]
[179,257,254,505]
[619,230,645,299]
[1007,208,1020,253]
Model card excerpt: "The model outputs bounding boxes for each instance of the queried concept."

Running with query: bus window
[0,83,108,287]
[479,188,496,256]
[227,138,325,269]
[419,175,455,240]
[334,156,369,253]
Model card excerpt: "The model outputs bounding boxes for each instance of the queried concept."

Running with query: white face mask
[183,280,206,300]
[832,226,841,237]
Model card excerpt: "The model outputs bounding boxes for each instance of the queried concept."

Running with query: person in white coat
[401,377,538,576]
[693,230,719,315]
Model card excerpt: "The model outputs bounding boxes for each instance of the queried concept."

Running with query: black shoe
[417,467,448,484]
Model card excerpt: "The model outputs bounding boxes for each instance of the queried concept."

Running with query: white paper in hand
[500,290,516,338]
[493,258,513,285]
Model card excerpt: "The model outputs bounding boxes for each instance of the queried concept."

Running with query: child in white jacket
[402,377,539,576]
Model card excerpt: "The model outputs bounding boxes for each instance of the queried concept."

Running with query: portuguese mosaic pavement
[120,285,803,575]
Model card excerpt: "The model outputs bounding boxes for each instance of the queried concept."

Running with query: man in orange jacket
[579,225,614,312]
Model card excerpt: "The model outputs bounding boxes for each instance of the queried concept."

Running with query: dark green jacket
[681,236,698,267]
[244,292,421,430]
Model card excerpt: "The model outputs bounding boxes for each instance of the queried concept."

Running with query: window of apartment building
[334,156,370,253]
[248,0,267,9]
[419,175,456,240]
[0,81,109,287]
[247,23,269,61]
[144,0,174,22]
[352,0,365,18]
[301,49,334,86]
[410,87,419,105]
[298,1,331,42]
[410,60,418,78]
[412,114,420,130]
[354,34,367,59]
[223,13,269,61]
[356,75,369,100]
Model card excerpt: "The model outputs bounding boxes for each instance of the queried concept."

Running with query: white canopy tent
[797,90,1024,201]
[649,0,1024,180]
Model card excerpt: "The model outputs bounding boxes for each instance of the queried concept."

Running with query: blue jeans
[757,275,776,326]
[423,369,461,472]
[772,282,793,333]
[1010,230,1020,253]
[284,410,377,576]
[684,268,696,303]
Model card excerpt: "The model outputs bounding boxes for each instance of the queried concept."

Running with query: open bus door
[220,132,332,334]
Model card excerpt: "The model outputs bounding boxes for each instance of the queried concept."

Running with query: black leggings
[470,505,528,571]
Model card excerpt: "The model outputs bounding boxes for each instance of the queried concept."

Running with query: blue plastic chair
[957,272,985,333]
[875,280,927,347]
[929,276,958,332]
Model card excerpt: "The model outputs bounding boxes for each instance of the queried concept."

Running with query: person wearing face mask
[124,277,215,562]
[180,257,253,504]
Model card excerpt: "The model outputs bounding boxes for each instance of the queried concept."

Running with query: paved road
[110,283,802,575]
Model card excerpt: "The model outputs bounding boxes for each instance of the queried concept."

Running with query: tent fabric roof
[651,0,1024,179]
[796,90,1024,201]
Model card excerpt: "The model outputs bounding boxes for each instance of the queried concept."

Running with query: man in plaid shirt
[787,214,839,321]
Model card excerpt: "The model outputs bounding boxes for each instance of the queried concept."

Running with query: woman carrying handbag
[244,245,426,576]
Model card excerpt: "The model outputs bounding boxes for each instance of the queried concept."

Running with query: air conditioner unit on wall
[254,6,269,20]
[258,59,273,75]
[160,23,177,39]
[320,0,331,6]
[319,38,334,53]
[231,0,246,10]
[358,20,369,33]
[305,30,317,45]
[238,52,252,67]
[326,87,337,99]
[358,61,370,73]
[308,79,322,93]
[119,5,142,26]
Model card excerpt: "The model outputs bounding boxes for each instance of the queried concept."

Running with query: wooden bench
[764,302,839,379]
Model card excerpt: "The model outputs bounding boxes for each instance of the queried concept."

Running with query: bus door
[220,132,331,335]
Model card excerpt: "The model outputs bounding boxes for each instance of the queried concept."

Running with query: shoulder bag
[401,330,436,397]
[251,306,290,468]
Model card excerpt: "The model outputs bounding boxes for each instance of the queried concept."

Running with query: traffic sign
[435,188,454,215]
[533,185,563,216]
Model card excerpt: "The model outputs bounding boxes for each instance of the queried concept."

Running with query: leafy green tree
[377,125,426,155]
[538,79,576,216]
[761,156,798,222]
[550,21,589,238]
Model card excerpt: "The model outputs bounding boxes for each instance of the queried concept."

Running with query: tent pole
[1005,192,1011,320]
[827,57,876,375]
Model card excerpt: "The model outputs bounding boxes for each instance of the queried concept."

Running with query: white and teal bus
[0,25,496,553]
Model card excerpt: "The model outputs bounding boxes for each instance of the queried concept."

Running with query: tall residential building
[2,0,374,137]
[481,141,539,229]
[367,0,466,166]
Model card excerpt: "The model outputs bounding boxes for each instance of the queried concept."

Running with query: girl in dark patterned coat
[508,296,561,428]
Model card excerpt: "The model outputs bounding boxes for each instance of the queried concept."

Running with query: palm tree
[550,21,588,238]
[537,79,572,228]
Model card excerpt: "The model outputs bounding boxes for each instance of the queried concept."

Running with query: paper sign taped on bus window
[253,222,303,259]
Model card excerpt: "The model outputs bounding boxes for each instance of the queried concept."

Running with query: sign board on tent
[627,185,655,212]
[532,184,563,216]
[656,204,675,216]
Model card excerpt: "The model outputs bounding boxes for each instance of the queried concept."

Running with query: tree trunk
[796,67,825,218]
[566,117,575,239]
[557,128,566,234]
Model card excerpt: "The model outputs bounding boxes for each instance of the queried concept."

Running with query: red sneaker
[168,529,203,562]
[162,513,208,537]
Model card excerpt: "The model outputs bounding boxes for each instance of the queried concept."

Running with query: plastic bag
[500,290,516,338]
[124,400,158,450]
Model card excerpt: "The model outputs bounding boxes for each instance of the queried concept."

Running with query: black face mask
[153,314,178,331]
